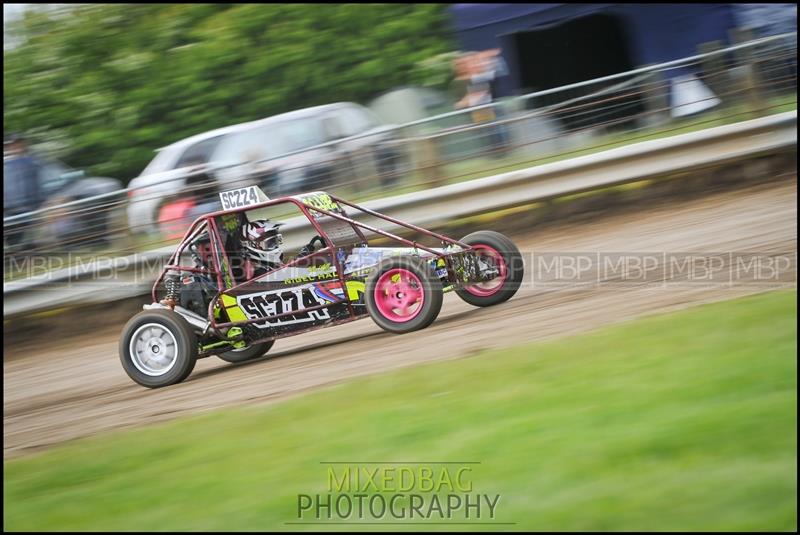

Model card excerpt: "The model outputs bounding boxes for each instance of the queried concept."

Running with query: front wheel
[366,257,443,334]
[218,340,275,363]
[455,230,524,307]
[119,309,198,388]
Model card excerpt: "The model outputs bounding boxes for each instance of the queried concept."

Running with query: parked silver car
[127,103,407,234]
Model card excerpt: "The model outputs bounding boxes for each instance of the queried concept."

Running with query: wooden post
[409,133,444,188]
[640,64,670,129]
[698,40,727,108]
[729,27,765,118]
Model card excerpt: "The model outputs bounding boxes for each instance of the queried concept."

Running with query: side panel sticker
[235,284,331,328]
[313,280,366,303]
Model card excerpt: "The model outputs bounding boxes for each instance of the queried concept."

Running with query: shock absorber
[160,273,181,309]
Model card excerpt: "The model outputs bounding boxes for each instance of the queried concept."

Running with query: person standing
[4,134,44,248]
[484,49,511,157]
[455,51,493,115]
[4,134,43,213]
[453,50,511,157]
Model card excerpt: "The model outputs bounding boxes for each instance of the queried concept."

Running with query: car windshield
[211,118,325,165]
[140,147,179,176]
[272,118,325,153]
[141,135,226,176]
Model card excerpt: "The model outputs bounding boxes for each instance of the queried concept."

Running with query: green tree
[3,4,455,183]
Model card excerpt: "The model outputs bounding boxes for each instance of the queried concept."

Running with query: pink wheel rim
[374,268,425,323]
[464,244,508,297]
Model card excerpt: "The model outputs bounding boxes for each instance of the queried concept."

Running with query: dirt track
[4,180,797,459]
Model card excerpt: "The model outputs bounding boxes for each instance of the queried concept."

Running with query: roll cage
[152,192,477,337]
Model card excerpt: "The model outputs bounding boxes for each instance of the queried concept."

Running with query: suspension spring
[164,275,181,302]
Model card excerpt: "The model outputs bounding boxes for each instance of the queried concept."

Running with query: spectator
[483,49,511,156]
[455,52,492,112]
[4,134,44,248]
[4,134,43,214]
[453,50,511,157]
[485,48,510,100]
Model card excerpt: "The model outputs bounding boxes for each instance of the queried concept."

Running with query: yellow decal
[217,256,233,288]
[285,271,338,285]
[220,294,248,322]
[220,213,239,232]
[308,262,333,274]
[302,193,340,213]
[345,280,365,301]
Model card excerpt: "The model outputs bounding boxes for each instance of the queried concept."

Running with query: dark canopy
[449,4,739,96]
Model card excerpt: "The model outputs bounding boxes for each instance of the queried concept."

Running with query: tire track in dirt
[3,180,796,458]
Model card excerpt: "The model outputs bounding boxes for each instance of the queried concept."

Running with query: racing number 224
[221,188,258,210]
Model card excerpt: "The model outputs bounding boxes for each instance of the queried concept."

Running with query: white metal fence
[3,32,797,276]
[4,110,796,317]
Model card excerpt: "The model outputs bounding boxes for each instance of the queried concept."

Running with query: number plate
[219,186,269,210]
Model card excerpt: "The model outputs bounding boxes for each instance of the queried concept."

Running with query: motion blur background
[3,3,797,532]
[3,3,797,260]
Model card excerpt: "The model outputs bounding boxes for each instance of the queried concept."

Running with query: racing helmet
[240,219,284,268]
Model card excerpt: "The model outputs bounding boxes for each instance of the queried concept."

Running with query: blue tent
[448,4,794,97]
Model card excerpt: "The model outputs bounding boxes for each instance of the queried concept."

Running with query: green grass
[4,291,797,531]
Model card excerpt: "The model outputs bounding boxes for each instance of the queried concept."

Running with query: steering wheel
[299,235,327,257]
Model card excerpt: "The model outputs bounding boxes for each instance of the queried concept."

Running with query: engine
[178,274,219,316]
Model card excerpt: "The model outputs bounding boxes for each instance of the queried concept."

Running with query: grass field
[4,291,797,531]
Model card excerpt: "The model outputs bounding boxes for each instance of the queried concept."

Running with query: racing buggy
[120,187,524,387]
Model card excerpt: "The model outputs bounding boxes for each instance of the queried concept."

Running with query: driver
[240,218,329,276]
[241,219,285,276]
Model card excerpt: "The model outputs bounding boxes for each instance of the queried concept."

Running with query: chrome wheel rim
[129,323,179,376]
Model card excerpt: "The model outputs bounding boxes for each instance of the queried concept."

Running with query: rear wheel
[366,257,443,334]
[218,341,275,363]
[455,230,524,307]
[119,309,198,388]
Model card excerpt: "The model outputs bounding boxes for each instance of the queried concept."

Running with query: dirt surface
[4,180,797,459]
